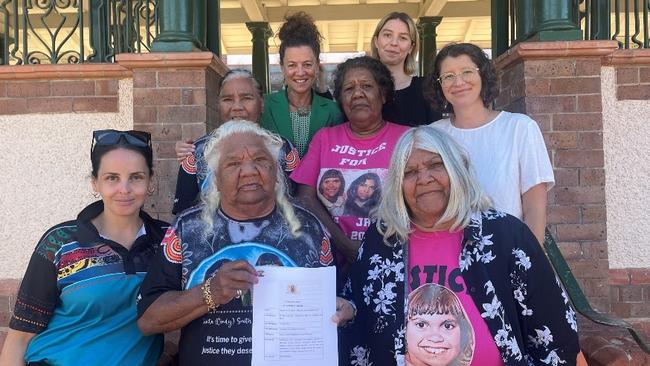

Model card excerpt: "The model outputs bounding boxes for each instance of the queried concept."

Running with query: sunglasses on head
[91,129,151,155]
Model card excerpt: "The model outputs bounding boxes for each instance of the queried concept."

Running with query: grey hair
[377,126,491,244]
[219,68,263,97]
[200,120,301,237]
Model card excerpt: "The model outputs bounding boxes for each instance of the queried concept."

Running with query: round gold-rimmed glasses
[437,67,480,87]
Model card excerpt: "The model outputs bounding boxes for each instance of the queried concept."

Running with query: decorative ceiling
[220,0,492,55]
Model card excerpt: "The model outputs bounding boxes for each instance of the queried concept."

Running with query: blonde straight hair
[201,120,301,237]
[377,126,491,244]
[370,12,419,76]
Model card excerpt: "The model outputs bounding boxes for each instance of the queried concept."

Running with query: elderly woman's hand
[331,297,356,326]
[175,139,196,162]
[209,260,259,305]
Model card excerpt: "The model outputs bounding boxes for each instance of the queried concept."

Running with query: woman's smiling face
[438,54,483,111]
[373,18,414,68]
[281,45,318,96]
[321,177,342,199]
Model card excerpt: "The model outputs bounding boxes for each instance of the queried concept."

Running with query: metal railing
[0,0,158,65]
[492,0,650,57]
[584,0,650,48]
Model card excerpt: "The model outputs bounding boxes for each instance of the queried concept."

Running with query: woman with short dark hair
[291,55,410,269]
[427,43,553,244]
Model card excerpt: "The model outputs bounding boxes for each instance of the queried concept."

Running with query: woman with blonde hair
[370,12,441,126]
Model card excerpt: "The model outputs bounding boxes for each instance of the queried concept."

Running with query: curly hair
[332,56,395,107]
[370,12,419,75]
[424,43,499,114]
[277,11,322,65]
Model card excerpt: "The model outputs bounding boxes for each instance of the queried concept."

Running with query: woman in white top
[427,43,554,244]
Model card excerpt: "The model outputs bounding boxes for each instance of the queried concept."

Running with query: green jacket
[261,90,343,154]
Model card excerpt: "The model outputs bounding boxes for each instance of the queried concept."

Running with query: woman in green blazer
[260,12,343,155]
[261,91,342,156]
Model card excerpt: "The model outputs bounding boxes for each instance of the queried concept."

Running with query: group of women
[0,9,580,366]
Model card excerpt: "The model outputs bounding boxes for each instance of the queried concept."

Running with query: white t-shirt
[431,111,554,219]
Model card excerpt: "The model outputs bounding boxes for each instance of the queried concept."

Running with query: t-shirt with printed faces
[137,204,334,366]
[431,111,554,219]
[290,122,410,242]
[406,228,504,366]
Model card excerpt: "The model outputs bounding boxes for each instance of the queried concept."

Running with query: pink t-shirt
[407,228,504,366]
[290,122,409,241]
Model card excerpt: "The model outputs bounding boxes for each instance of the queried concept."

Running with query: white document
[252,266,338,366]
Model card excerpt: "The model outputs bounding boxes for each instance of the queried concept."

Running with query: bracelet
[201,277,218,311]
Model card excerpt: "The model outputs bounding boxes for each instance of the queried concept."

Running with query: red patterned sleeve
[137,226,184,318]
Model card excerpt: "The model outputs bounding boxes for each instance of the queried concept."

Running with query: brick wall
[495,42,650,364]
[604,49,650,325]
[0,79,119,114]
[117,52,228,223]
[495,41,614,312]
[0,64,129,115]
[0,54,228,352]
[609,268,650,318]
[615,63,650,100]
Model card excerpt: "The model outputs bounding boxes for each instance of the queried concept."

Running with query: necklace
[289,101,311,117]
[287,90,312,117]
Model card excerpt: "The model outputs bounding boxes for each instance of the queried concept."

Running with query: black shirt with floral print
[340,210,579,366]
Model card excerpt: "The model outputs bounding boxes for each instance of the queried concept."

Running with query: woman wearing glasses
[427,43,554,244]
[0,130,168,365]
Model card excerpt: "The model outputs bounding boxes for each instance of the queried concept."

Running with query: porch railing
[0,0,159,65]
[492,0,650,57]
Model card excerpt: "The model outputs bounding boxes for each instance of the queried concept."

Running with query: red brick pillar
[117,52,228,222]
[494,41,618,312]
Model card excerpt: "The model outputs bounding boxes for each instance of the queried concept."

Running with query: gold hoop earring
[147,187,155,196]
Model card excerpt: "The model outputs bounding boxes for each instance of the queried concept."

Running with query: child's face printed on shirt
[406,312,461,366]
[321,177,342,199]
